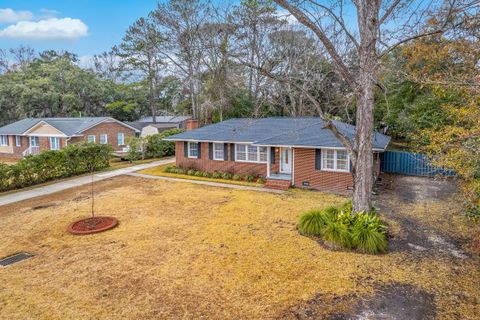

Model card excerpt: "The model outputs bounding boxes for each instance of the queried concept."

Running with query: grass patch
[0,177,478,319]
[139,164,265,187]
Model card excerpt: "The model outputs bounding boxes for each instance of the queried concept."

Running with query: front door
[280,147,292,174]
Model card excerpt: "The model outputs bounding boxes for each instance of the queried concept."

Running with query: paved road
[128,172,284,193]
[0,158,174,207]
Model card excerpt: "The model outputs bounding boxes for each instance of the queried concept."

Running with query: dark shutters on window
[315,149,322,170]
[270,147,275,164]
[223,143,228,160]
[208,143,213,160]
[197,142,202,159]
[184,142,188,157]
[230,143,235,161]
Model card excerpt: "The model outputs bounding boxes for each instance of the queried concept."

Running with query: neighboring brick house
[0,117,139,159]
[164,118,390,192]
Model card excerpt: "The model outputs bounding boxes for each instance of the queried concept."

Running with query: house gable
[24,121,68,137]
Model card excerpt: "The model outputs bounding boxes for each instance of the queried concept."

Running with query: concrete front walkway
[0,158,174,207]
[128,172,285,193]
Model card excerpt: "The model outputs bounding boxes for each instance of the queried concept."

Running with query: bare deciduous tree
[273,0,475,211]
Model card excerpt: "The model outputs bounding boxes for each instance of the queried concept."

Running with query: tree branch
[274,0,357,90]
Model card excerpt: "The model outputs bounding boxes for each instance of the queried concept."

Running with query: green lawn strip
[139,164,265,188]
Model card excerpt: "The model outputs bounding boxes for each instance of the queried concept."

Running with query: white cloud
[0,8,33,23]
[0,18,88,40]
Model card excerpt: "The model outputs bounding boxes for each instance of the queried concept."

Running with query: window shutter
[270,147,275,164]
[223,143,228,160]
[208,143,213,160]
[230,143,235,161]
[315,149,322,170]
[350,160,354,173]
[184,142,188,157]
[197,142,202,159]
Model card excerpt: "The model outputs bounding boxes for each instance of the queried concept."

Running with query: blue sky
[0,1,157,58]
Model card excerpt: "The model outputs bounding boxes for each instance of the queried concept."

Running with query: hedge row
[0,143,112,192]
[165,165,265,183]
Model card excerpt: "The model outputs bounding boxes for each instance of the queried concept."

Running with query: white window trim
[320,148,350,172]
[87,135,96,143]
[235,144,267,164]
[188,142,199,158]
[0,135,8,146]
[213,143,224,161]
[100,134,108,144]
[29,136,39,147]
[50,137,61,151]
[117,133,125,146]
[15,135,21,147]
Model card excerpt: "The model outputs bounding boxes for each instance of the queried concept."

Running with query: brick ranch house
[164,118,391,192]
[0,117,139,159]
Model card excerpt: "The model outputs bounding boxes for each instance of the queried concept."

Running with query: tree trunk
[352,0,379,212]
[352,81,375,212]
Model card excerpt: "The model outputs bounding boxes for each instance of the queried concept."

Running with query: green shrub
[0,142,112,192]
[232,174,241,181]
[257,177,265,184]
[212,171,222,179]
[323,220,352,248]
[350,213,387,254]
[187,169,195,175]
[222,172,232,180]
[298,202,387,254]
[164,165,176,173]
[245,175,254,182]
[298,209,329,236]
[145,128,183,158]
[175,168,185,174]
[194,170,203,177]
[202,171,211,178]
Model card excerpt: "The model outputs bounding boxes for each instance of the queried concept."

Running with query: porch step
[265,178,291,191]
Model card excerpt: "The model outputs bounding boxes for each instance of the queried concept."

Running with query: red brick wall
[293,148,354,194]
[175,141,280,176]
[69,121,136,151]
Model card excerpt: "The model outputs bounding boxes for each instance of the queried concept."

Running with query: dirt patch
[378,174,457,203]
[329,283,435,320]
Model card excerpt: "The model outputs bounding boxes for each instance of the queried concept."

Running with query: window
[15,136,21,147]
[259,146,268,162]
[235,144,267,163]
[0,135,8,146]
[321,149,350,172]
[236,144,247,161]
[188,142,198,158]
[29,136,39,147]
[50,137,61,150]
[87,135,96,143]
[247,145,258,161]
[100,134,108,144]
[213,143,224,160]
[117,133,125,146]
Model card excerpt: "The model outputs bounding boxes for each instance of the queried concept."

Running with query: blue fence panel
[380,151,455,177]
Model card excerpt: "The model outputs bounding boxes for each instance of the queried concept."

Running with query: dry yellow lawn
[0,176,478,319]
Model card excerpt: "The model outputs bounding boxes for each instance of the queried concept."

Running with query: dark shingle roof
[164,117,391,150]
[0,117,139,136]
[138,115,191,123]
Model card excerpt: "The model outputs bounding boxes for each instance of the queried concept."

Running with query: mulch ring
[68,216,118,235]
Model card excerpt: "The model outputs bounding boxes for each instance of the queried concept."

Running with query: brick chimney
[186,119,199,131]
